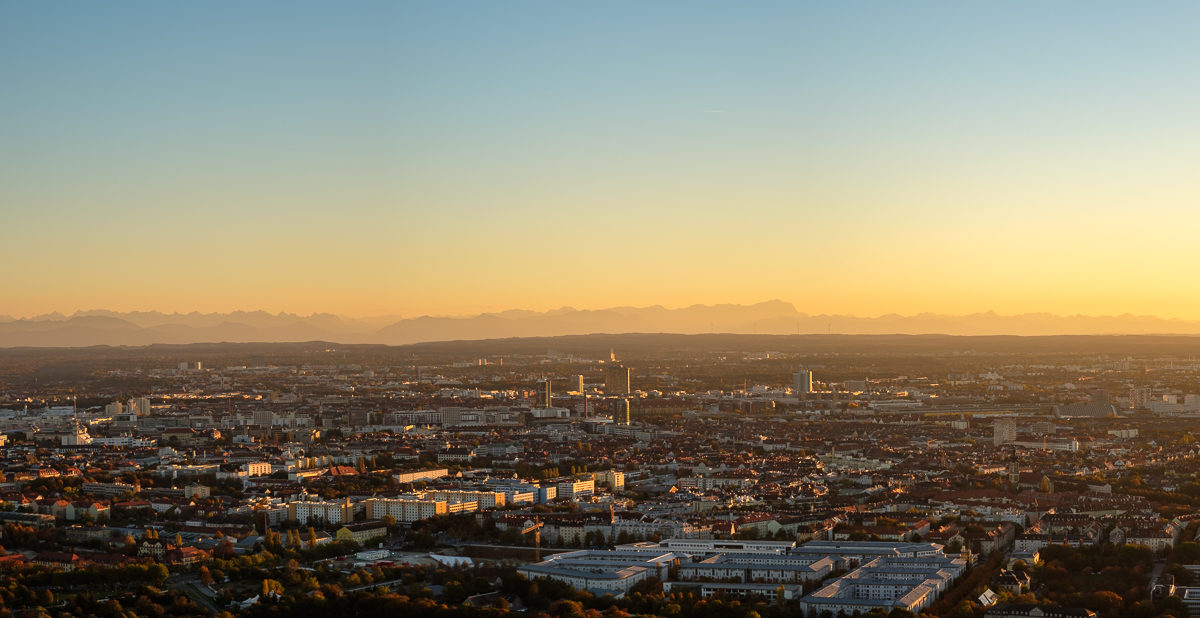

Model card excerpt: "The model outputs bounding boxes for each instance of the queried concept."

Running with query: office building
[793,370,813,394]
[615,399,631,425]
[605,365,631,395]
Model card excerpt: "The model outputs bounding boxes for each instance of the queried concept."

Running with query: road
[1148,559,1166,601]
[168,575,221,614]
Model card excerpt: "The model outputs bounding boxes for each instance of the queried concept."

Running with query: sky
[4,2,1200,320]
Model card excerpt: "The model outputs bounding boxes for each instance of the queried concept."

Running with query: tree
[148,564,169,586]
[215,538,235,559]
[261,578,284,597]
[549,599,586,618]
[1088,590,1124,615]
[950,600,976,618]
[199,566,214,586]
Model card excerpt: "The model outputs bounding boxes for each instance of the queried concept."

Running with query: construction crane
[521,519,545,562]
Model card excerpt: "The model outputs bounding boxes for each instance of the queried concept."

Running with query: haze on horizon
[5,2,1200,321]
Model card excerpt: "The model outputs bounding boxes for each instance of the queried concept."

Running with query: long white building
[517,549,679,596]
[799,555,966,616]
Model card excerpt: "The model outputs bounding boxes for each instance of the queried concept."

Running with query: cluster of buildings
[2,347,1200,614]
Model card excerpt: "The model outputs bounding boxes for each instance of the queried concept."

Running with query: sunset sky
[4,2,1200,319]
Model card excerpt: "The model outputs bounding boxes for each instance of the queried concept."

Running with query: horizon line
[3,302,1200,323]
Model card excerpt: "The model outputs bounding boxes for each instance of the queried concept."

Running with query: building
[241,462,273,477]
[993,418,1017,446]
[593,469,625,491]
[536,379,553,408]
[1054,392,1117,418]
[439,407,523,428]
[137,539,170,561]
[614,399,631,425]
[1130,387,1152,410]
[556,479,595,500]
[664,582,804,603]
[622,539,796,556]
[676,553,838,585]
[517,549,677,596]
[793,370,813,394]
[798,555,966,616]
[81,482,138,497]
[985,604,1095,618]
[128,397,151,416]
[363,497,450,523]
[252,409,274,427]
[789,541,946,565]
[427,490,506,509]
[604,365,631,395]
[437,447,477,464]
[992,569,1031,595]
[62,421,92,446]
[392,468,449,484]
[288,498,353,525]
[336,522,388,545]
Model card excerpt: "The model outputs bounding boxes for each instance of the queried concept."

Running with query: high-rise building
[792,370,813,394]
[615,399,631,425]
[1130,387,1152,409]
[536,379,552,408]
[604,365,631,395]
[576,374,585,393]
[993,418,1017,446]
[128,397,151,417]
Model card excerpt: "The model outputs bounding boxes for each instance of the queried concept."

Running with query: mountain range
[2,301,1200,347]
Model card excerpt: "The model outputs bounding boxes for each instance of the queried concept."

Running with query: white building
[799,555,966,616]
[676,553,838,585]
[362,497,479,522]
[391,469,450,484]
[517,549,677,596]
[664,582,804,603]
[241,462,273,477]
[427,490,506,509]
[621,538,796,556]
[556,479,595,500]
[993,418,1017,446]
[288,498,353,525]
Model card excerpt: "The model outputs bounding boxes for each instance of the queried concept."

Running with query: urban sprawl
[0,340,1198,618]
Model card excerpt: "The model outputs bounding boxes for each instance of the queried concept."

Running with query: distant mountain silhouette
[3,302,1200,347]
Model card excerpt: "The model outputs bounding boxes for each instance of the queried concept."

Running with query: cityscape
[7,2,1200,618]
[1,336,1200,617]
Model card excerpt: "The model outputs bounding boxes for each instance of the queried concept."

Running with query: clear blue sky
[4,2,1200,318]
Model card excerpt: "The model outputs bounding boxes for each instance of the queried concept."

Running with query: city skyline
[7,2,1200,323]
